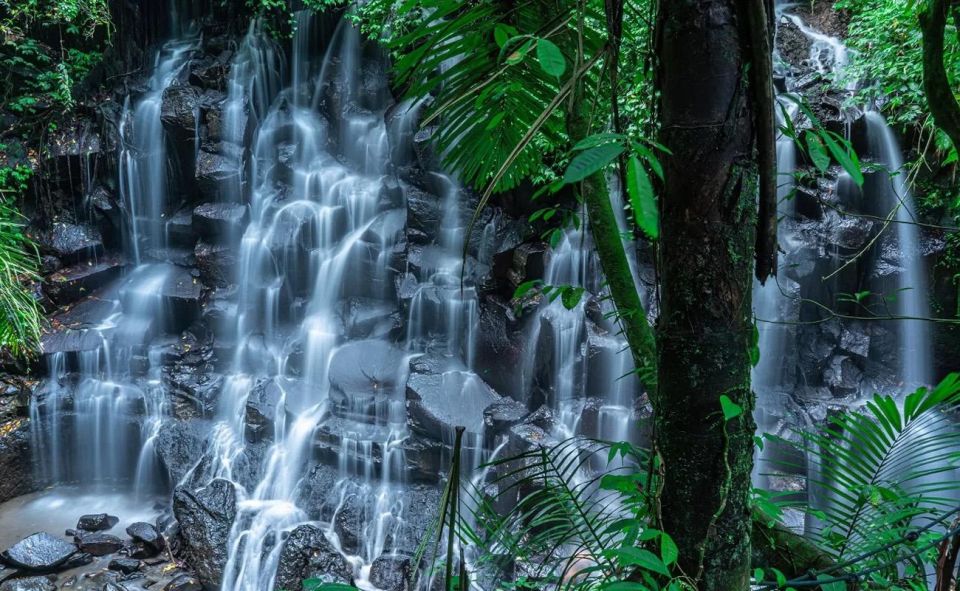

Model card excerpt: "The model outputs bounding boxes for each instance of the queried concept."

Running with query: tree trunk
[567,68,658,390]
[920,0,960,151]
[655,1,757,589]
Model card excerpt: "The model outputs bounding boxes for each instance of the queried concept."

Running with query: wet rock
[126,523,163,553]
[43,255,125,305]
[108,558,142,575]
[166,209,197,250]
[77,513,119,532]
[328,341,407,424]
[370,554,412,591]
[273,525,352,591]
[194,151,240,202]
[61,553,93,569]
[406,356,501,438]
[474,296,531,399]
[244,379,281,443]
[192,203,248,244]
[161,85,201,142]
[193,241,236,288]
[76,533,123,556]
[404,185,442,244]
[0,576,56,591]
[0,402,32,503]
[331,498,362,554]
[823,355,864,397]
[483,398,529,440]
[172,479,237,588]
[33,222,103,264]
[163,574,202,591]
[1,532,77,571]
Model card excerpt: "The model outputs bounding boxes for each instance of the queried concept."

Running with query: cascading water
[864,112,933,389]
[31,36,197,496]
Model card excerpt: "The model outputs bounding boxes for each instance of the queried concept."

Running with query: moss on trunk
[655,1,758,588]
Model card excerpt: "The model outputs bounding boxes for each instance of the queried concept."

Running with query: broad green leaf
[573,132,625,151]
[536,38,565,78]
[805,133,830,172]
[560,286,585,310]
[816,575,847,591]
[719,394,743,421]
[493,24,511,48]
[627,156,658,240]
[819,130,864,186]
[564,144,625,184]
[660,533,678,566]
[615,547,670,576]
[749,321,760,367]
[513,279,541,299]
[602,583,649,591]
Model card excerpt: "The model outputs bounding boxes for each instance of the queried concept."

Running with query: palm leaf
[770,374,960,572]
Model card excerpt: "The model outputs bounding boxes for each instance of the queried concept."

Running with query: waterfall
[31,36,197,495]
[865,112,933,389]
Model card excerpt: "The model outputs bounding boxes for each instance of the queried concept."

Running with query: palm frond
[772,374,960,569]
[465,438,648,591]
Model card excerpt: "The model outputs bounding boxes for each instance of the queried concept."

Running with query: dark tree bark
[920,0,960,150]
[655,1,758,588]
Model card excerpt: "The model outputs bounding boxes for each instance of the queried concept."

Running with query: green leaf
[602,583,649,591]
[615,547,670,576]
[805,133,830,172]
[302,580,358,591]
[719,395,743,421]
[660,533,678,566]
[626,156,659,240]
[536,38,565,78]
[819,130,863,186]
[748,321,760,367]
[564,144,625,184]
[560,286,585,310]
[493,24,512,48]
[485,111,506,131]
[573,132,625,151]
[513,279,541,300]
[816,575,846,591]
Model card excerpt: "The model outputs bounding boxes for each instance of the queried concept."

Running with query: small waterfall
[31,36,196,495]
[865,112,933,389]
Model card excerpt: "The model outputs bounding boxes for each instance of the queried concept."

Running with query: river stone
[0,532,77,571]
[76,532,123,556]
[369,554,412,591]
[163,574,202,591]
[126,522,164,552]
[273,525,352,591]
[77,513,119,532]
[0,576,56,591]
[108,558,142,574]
[192,202,248,243]
[172,479,237,588]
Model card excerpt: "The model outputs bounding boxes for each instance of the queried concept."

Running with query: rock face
[0,532,77,571]
[0,577,57,591]
[273,525,352,591]
[0,378,33,503]
[172,479,237,588]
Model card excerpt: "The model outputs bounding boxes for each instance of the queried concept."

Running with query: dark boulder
[194,241,236,288]
[406,356,501,439]
[76,532,123,556]
[161,84,201,143]
[108,558,142,575]
[163,574,203,591]
[0,532,77,571]
[328,340,407,423]
[172,479,237,588]
[370,554,412,591]
[0,394,33,502]
[273,525,352,591]
[45,256,125,306]
[33,222,103,264]
[195,151,240,202]
[192,203,248,244]
[77,513,119,532]
[126,522,164,553]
